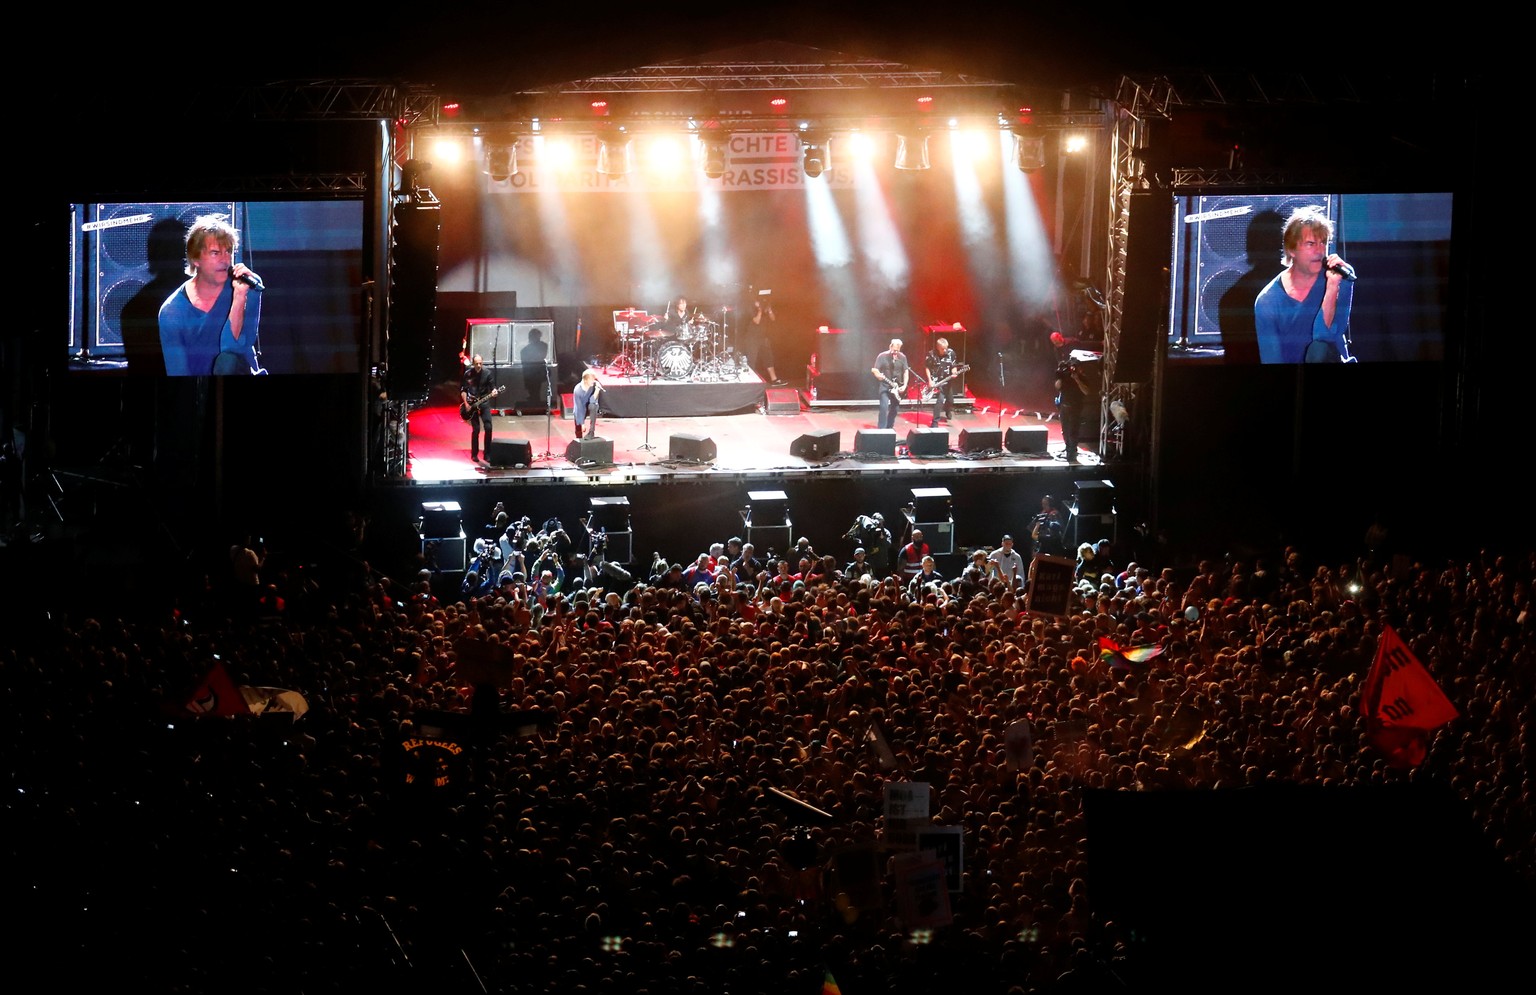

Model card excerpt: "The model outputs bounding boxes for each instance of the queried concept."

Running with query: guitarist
[925,336,959,428]
[871,338,910,430]
[460,354,497,463]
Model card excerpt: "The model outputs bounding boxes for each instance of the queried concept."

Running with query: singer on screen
[158,215,266,376]
[1253,207,1356,363]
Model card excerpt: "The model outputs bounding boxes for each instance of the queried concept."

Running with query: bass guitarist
[871,338,910,430]
[460,354,498,463]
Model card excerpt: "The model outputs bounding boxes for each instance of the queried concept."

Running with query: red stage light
[917,95,934,107]
[770,97,788,107]
[591,100,609,116]
[442,102,461,118]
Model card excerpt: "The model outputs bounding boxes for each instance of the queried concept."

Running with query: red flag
[182,660,251,717]
[1359,626,1458,767]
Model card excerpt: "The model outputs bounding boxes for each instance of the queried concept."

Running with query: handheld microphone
[235,270,265,291]
[1328,261,1357,282]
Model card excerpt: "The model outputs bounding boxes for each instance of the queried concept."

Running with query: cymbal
[615,309,649,320]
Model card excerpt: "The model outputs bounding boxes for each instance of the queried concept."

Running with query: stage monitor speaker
[958,428,1002,453]
[669,433,717,462]
[1074,479,1116,516]
[565,437,614,466]
[906,428,949,457]
[486,439,532,468]
[1005,425,1049,454]
[765,388,801,415]
[854,429,896,456]
[790,429,840,460]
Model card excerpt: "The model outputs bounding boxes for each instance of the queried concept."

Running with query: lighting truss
[242,79,439,127]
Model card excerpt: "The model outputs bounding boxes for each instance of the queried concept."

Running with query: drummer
[660,295,693,336]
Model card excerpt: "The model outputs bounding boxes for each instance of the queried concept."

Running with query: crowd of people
[8,510,1532,992]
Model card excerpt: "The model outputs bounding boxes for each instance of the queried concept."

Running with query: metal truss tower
[1098,77,1174,459]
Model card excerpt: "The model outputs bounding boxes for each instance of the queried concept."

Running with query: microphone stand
[996,352,1005,432]
[537,361,557,461]
[637,372,656,453]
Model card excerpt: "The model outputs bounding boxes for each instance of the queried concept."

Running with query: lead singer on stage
[572,368,603,439]
[872,338,910,430]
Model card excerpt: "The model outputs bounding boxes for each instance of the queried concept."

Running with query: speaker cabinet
[486,439,532,468]
[765,388,801,415]
[747,489,789,525]
[669,433,716,462]
[905,428,949,457]
[957,427,1002,453]
[420,501,463,538]
[565,437,614,465]
[1074,479,1116,516]
[387,199,441,402]
[790,429,840,460]
[1005,426,1049,454]
[87,201,232,362]
[854,429,896,456]
[420,536,467,573]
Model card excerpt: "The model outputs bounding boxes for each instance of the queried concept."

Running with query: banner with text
[488,133,856,193]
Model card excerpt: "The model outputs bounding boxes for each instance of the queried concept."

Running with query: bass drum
[655,342,695,380]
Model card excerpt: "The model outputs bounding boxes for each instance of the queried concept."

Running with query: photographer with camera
[500,516,533,580]
[1055,354,1091,464]
[843,512,890,577]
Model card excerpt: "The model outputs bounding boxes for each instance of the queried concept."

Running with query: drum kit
[610,306,742,381]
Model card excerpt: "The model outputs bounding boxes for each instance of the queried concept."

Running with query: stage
[387,373,1121,573]
[406,380,1088,486]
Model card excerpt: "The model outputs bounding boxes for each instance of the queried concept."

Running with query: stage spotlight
[1109,399,1129,427]
[895,133,930,170]
[1064,132,1089,154]
[647,136,687,174]
[484,143,517,182]
[800,135,829,179]
[1012,129,1045,172]
[430,137,464,166]
[597,136,633,176]
[542,137,577,171]
[845,132,876,162]
[699,133,728,179]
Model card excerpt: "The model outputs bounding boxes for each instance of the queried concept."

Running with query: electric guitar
[921,364,971,402]
[460,385,504,420]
